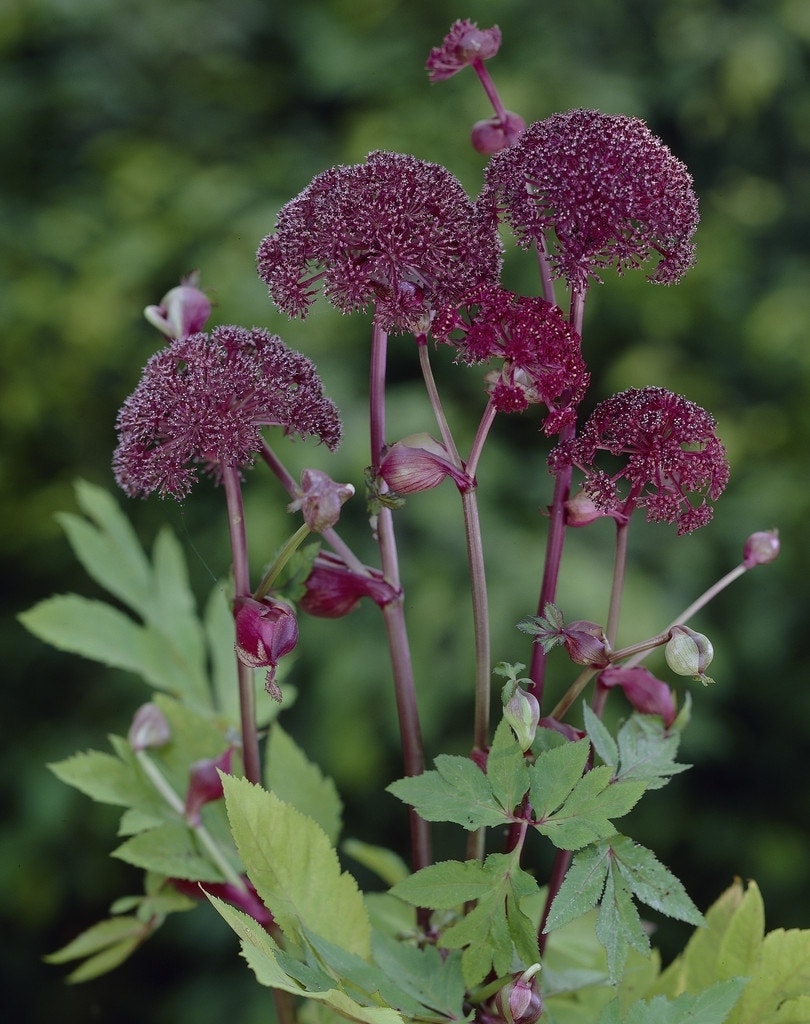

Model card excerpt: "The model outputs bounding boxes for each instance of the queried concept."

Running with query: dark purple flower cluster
[549,386,729,534]
[113,326,342,499]
[256,151,501,334]
[482,109,699,290]
[431,286,589,433]
[425,19,502,82]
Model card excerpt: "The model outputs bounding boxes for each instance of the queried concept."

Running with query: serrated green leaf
[265,723,343,844]
[596,865,650,983]
[728,928,810,1024]
[620,979,747,1024]
[371,932,468,1020]
[342,840,409,887]
[536,767,646,851]
[48,748,152,808]
[583,703,619,768]
[716,880,764,981]
[113,823,225,882]
[528,738,590,821]
[487,719,530,816]
[63,480,152,615]
[610,835,703,926]
[390,859,493,909]
[615,715,690,791]
[544,844,610,932]
[222,775,370,958]
[387,757,507,830]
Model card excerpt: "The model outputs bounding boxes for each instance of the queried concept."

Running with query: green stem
[253,523,312,599]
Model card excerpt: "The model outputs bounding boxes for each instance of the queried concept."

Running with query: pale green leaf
[112,823,225,882]
[596,867,650,983]
[387,757,506,830]
[621,979,747,1024]
[487,718,530,816]
[771,995,810,1023]
[615,715,689,791]
[528,738,590,819]
[716,879,764,981]
[583,703,619,768]
[48,748,155,809]
[222,775,371,958]
[729,928,810,1024]
[44,916,145,964]
[63,939,143,984]
[265,723,343,844]
[544,844,609,932]
[342,840,409,887]
[371,932,467,1020]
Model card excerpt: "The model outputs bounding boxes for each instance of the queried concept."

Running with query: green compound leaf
[544,843,610,932]
[610,835,704,926]
[222,774,371,958]
[487,718,530,816]
[371,932,467,1021]
[387,756,508,830]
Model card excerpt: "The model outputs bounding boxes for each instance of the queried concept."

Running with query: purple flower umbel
[431,286,589,433]
[114,326,342,499]
[482,109,699,290]
[256,151,501,333]
[548,386,729,534]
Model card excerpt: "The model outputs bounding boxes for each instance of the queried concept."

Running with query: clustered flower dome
[113,326,342,500]
[431,285,589,433]
[256,150,502,334]
[481,108,699,290]
[548,386,729,534]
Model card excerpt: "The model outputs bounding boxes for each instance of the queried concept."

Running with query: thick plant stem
[370,320,432,873]
[222,466,261,786]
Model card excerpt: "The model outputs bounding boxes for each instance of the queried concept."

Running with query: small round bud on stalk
[502,681,540,751]
[144,272,212,339]
[288,468,354,532]
[378,434,472,495]
[562,620,611,667]
[563,489,610,527]
[743,529,780,569]
[665,625,715,686]
[493,964,544,1024]
[128,702,171,751]
[471,112,526,154]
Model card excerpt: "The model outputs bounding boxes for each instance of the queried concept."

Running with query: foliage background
[2,0,809,1020]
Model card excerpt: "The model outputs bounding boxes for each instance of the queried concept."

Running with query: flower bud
[378,434,472,495]
[599,666,677,727]
[128,702,171,751]
[287,468,354,532]
[184,747,233,826]
[743,529,780,569]
[563,489,609,527]
[503,681,540,751]
[234,596,298,700]
[493,965,543,1024]
[562,620,611,667]
[665,625,715,685]
[471,112,526,154]
[144,272,212,339]
[301,552,400,618]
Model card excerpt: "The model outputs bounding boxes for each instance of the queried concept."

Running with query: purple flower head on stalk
[426,19,502,82]
[256,151,501,334]
[481,109,699,290]
[113,326,342,500]
[549,386,729,535]
[431,286,588,433]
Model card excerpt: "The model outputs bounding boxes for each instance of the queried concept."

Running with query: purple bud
[599,666,677,727]
[128,702,171,751]
[301,552,400,618]
[562,620,611,667]
[493,965,544,1024]
[378,433,472,495]
[665,625,715,685]
[563,489,611,527]
[287,468,355,532]
[234,597,298,699]
[471,112,526,154]
[743,529,780,569]
[144,273,212,339]
[184,748,234,826]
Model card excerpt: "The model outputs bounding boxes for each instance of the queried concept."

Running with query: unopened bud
[502,681,540,752]
[184,748,233,826]
[144,272,212,339]
[378,434,472,495]
[494,965,543,1024]
[471,112,526,154]
[128,702,171,751]
[599,666,677,727]
[665,625,715,685]
[563,489,609,527]
[234,597,298,700]
[743,529,780,569]
[562,620,611,667]
[288,468,354,532]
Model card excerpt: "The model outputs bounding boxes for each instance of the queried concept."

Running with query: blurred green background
[3,0,809,1020]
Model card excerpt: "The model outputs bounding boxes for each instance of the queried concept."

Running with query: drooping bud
[287,468,355,532]
[563,489,611,527]
[599,666,677,727]
[471,112,526,154]
[234,596,298,700]
[502,680,540,752]
[743,529,780,569]
[184,747,234,826]
[144,272,212,339]
[561,620,611,667]
[378,433,473,495]
[128,702,171,751]
[665,625,715,685]
[493,964,544,1024]
[300,552,401,618]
